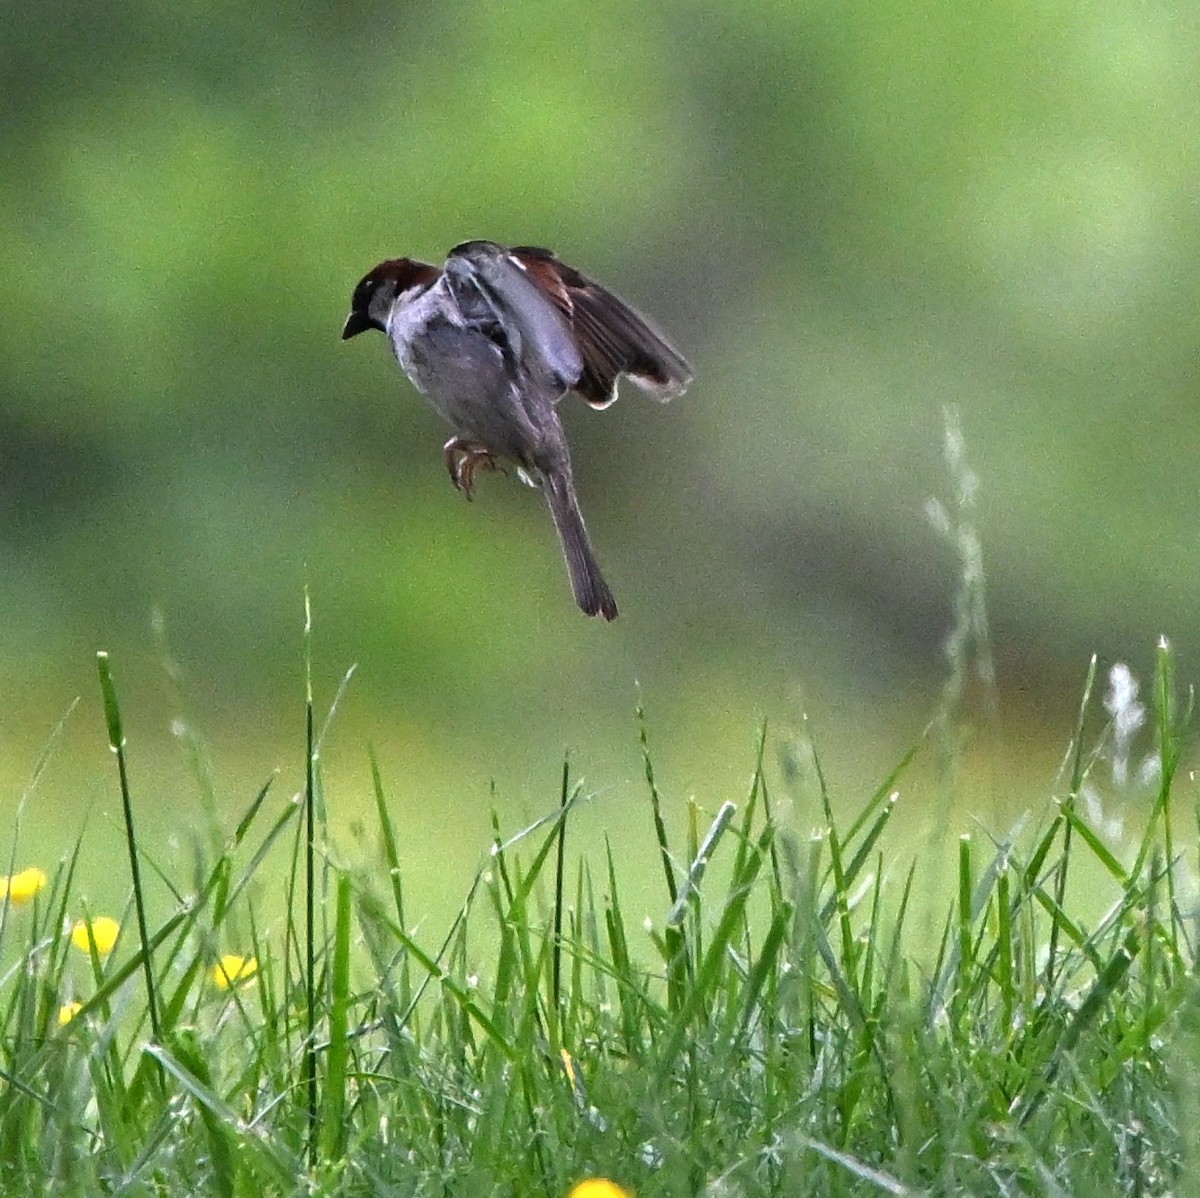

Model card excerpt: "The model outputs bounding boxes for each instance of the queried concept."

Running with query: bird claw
[443,438,498,501]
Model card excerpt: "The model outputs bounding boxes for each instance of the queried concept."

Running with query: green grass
[0,640,1196,1197]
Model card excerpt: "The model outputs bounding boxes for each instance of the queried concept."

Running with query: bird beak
[341,310,373,340]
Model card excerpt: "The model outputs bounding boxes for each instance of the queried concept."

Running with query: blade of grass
[665,801,737,928]
[96,652,161,1052]
[637,698,677,906]
[368,747,406,932]
[552,755,569,1025]
[322,870,352,1159]
[302,589,318,1167]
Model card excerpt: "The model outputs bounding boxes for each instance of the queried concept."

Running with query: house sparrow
[341,240,693,620]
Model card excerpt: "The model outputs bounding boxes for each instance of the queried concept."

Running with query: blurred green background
[2,1,1198,914]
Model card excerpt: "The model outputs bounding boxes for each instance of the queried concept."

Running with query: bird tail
[542,472,618,620]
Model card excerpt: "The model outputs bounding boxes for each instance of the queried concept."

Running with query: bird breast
[386,289,564,467]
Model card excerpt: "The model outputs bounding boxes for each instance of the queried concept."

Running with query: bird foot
[443,438,499,500]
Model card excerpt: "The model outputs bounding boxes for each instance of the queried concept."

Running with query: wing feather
[510,246,693,409]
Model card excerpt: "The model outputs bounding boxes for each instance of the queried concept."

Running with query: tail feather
[543,472,618,620]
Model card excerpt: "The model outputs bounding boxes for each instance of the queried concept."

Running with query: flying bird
[342,240,693,620]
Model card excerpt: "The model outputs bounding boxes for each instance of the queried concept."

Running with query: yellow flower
[212,954,258,990]
[568,1182,632,1198]
[71,916,120,956]
[0,867,48,905]
[57,1002,82,1026]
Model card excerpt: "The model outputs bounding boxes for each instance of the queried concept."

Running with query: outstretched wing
[510,246,693,409]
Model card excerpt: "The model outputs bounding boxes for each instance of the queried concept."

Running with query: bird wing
[446,241,584,391]
[509,246,693,409]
